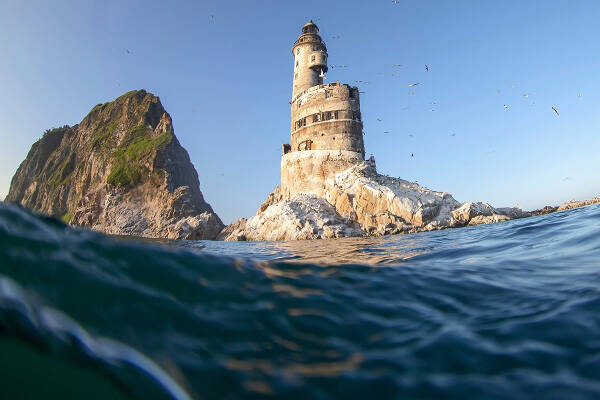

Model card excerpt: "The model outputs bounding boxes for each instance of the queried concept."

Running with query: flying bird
[577,93,583,98]
[377,118,383,122]
[409,134,414,137]
[331,35,341,39]
[425,64,429,72]
[411,153,414,158]
[552,106,559,116]
[503,104,509,109]
[209,14,215,22]
[496,90,501,94]
[408,83,420,87]
[392,64,402,67]
[451,133,456,137]
[383,131,390,134]
[523,93,530,98]
[126,49,132,54]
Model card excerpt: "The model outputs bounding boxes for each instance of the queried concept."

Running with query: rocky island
[218,21,530,241]
[6,90,223,240]
[6,22,598,243]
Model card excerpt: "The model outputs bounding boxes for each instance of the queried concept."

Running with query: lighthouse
[280,21,366,196]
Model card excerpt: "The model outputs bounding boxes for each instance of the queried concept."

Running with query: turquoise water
[1,202,599,399]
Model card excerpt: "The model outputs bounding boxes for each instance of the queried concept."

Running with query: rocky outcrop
[556,197,600,212]
[220,161,529,241]
[225,194,363,241]
[6,90,223,239]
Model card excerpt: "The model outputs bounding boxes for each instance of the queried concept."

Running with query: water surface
[1,202,599,399]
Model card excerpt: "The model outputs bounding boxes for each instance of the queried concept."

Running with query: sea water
[1,202,599,399]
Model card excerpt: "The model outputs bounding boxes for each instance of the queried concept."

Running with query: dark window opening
[298,139,312,151]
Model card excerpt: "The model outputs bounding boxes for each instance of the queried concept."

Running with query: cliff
[6,90,223,239]
[219,161,530,241]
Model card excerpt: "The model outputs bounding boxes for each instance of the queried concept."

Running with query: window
[325,90,333,98]
[296,60,299,67]
[311,55,315,62]
[297,48,300,55]
[296,117,307,130]
[334,111,338,119]
[326,111,332,120]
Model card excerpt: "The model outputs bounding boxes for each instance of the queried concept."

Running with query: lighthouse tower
[281,21,366,196]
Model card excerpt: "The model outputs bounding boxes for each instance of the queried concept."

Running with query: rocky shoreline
[218,161,595,242]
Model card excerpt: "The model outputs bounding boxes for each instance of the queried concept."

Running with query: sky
[1,0,599,224]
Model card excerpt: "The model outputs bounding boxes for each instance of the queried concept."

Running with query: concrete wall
[280,150,364,197]
[290,83,364,156]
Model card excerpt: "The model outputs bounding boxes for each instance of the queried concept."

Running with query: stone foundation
[280,150,363,198]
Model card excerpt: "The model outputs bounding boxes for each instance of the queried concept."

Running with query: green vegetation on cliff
[107,129,172,187]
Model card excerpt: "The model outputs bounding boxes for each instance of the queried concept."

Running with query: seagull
[377,118,383,122]
[408,83,420,87]
[126,49,132,54]
[116,81,120,87]
[411,153,414,158]
[577,93,583,98]
[451,133,456,137]
[496,90,501,94]
[429,108,435,112]
[384,131,390,134]
[425,64,429,72]
[503,104,509,109]
[331,35,341,39]
[409,134,414,137]
[209,14,215,22]
[392,0,400,4]
[359,91,366,93]
[510,84,516,88]
[523,93,530,98]
[431,101,436,105]
[552,106,559,116]
[392,64,402,67]
[319,69,326,79]
[562,177,572,181]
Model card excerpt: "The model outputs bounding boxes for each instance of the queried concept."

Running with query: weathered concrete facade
[282,21,365,196]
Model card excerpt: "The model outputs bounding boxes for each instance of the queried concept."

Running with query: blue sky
[1,0,599,224]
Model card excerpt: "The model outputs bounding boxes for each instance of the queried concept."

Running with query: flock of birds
[324,43,579,159]
[121,12,581,164]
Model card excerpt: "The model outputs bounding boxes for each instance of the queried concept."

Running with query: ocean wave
[1,202,600,399]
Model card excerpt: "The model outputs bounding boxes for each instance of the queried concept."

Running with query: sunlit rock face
[220,162,529,241]
[6,90,223,240]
